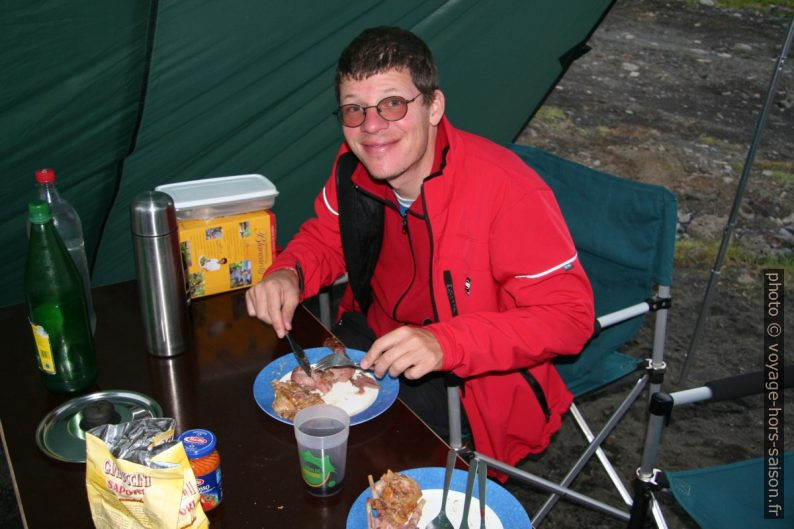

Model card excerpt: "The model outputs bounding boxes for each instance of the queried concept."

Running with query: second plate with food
[253,347,398,426]
[346,466,532,529]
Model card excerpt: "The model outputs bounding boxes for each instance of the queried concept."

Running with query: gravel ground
[510,1,793,527]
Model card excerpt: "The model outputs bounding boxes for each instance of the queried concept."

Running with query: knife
[285,331,312,376]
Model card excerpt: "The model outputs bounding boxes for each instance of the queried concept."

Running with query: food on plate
[316,337,379,391]
[351,372,380,392]
[366,470,424,529]
[270,343,380,420]
[323,335,347,354]
[271,380,325,419]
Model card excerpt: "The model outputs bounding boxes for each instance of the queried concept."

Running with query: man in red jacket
[246,26,594,468]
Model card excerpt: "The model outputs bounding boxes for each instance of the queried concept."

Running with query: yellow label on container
[177,209,276,299]
[30,323,56,374]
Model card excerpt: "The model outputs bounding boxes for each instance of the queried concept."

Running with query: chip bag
[85,418,209,529]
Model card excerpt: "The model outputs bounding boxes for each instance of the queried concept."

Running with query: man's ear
[429,89,445,126]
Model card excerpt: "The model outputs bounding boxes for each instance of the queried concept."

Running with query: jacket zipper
[521,370,551,422]
[353,184,426,324]
[417,145,448,325]
[422,190,440,323]
[445,271,549,421]
[442,269,465,394]
[350,145,450,323]
[442,270,458,317]
[391,214,418,322]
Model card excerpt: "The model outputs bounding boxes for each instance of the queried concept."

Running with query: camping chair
[318,273,349,329]
[630,367,793,528]
[447,144,678,526]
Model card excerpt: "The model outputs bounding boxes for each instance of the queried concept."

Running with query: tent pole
[679,13,794,384]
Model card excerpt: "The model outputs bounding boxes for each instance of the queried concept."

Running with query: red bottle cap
[35,168,56,183]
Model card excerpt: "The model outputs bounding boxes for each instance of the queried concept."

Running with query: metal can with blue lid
[178,428,223,511]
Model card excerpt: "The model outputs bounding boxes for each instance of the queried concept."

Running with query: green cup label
[300,449,337,488]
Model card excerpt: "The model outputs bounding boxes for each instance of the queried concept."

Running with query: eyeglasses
[334,94,423,127]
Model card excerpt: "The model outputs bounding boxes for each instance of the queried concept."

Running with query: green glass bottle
[24,200,97,393]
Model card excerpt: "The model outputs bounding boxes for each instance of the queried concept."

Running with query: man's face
[338,69,444,191]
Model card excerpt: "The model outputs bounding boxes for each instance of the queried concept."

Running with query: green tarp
[2,0,613,307]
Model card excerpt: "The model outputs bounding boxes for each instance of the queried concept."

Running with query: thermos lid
[130,191,179,237]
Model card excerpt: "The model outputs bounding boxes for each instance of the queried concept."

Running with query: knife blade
[285,332,312,376]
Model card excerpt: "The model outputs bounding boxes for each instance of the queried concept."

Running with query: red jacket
[270,117,594,467]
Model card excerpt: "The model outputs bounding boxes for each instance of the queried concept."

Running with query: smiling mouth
[362,138,398,151]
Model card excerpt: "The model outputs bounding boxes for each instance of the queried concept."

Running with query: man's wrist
[271,263,304,293]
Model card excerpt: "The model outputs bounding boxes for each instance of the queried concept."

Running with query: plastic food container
[156,174,278,220]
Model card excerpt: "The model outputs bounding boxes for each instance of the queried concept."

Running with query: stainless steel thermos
[130,191,190,356]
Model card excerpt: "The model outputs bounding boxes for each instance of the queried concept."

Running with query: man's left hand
[360,326,443,379]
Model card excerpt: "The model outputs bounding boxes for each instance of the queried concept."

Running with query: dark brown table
[0,281,453,528]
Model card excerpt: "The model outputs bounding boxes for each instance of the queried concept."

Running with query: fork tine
[313,353,359,371]
[313,358,331,370]
[313,355,339,371]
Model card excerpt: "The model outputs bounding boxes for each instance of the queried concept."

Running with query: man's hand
[360,326,443,379]
[245,269,300,338]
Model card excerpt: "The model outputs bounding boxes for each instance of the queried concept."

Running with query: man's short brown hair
[335,26,439,104]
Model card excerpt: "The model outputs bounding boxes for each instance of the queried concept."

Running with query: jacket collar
[348,116,453,202]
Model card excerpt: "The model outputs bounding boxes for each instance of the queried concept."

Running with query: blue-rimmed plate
[253,347,398,426]
[346,466,532,529]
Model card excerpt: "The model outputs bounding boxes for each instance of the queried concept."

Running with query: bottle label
[30,322,56,374]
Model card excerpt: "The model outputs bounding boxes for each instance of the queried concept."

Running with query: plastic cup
[293,404,350,497]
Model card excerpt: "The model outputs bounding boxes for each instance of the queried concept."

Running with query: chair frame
[629,366,794,528]
[448,286,672,528]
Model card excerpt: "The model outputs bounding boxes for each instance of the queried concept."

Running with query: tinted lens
[376,97,408,121]
[336,95,416,127]
[338,105,364,127]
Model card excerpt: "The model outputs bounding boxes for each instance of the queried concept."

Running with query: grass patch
[767,170,794,183]
[682,0,794,9]
[727,160,794,182]
[676,238,794,277]
[715,0,794,8]
[697,134,720,145]
[756,159,794,171]
[695,134,740,149]
[595,126,614,137]
[534,105,568,124]
[757,160,794,182]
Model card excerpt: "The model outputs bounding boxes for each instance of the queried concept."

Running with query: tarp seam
[90,0,160,273]
[510,0,618,142]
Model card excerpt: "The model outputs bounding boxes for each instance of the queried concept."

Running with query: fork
[458,459,479,529]
[424,448,456,529]
[313,352,361,371]
[476,459,487,529]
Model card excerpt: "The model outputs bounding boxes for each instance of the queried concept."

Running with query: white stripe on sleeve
[515,253,578,279]
[323,186,339,216]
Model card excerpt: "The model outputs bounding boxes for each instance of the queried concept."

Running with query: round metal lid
[129,191,178,237]
[35,390,163,463]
